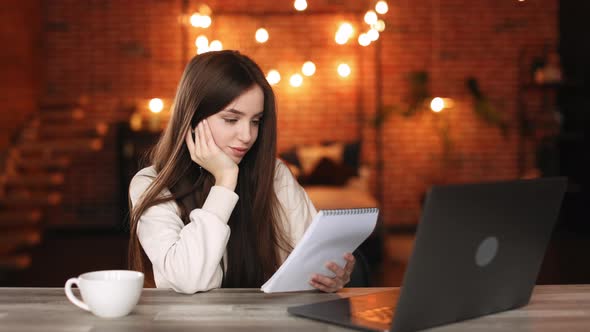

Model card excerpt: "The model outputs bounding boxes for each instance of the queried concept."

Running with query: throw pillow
[296,143,344,176]
[303,157,357,186]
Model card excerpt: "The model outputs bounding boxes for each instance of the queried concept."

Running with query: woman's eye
[224,118,238,124]
[252,119,262,126]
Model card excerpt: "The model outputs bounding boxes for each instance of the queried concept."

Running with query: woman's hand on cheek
[309,253,356,293]
[185,119,239,191]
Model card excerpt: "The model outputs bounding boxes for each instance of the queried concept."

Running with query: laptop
[288,177,567,332]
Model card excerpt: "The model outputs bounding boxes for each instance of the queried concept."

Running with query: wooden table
[0,285,589,331]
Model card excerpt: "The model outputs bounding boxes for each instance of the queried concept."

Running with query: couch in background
[279,141,378,211]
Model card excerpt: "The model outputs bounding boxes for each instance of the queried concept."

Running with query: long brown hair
[128,50,292,288]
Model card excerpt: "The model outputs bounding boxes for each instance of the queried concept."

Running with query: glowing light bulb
[190,13,211,28]
[199,15,211,28]
[374,19,386,32]
[302,61,316,76]
[149,98,164,113]
[190,13,201,27]
[375,1,389,15]
[337,64,351,77]
[339,23,354,36]
[335,23,354,45]
[294,0,307,11]
[255,28,269,43]
[368,28,380,41]
[290,73,303,87]
[358,33,371,46]
[266,70,281,85]
[364,10,378,25]
[430,97,444,112]
[335,32,349,45]
[209,40,222,51]
[195,35,208,48]
[198,4,212,16]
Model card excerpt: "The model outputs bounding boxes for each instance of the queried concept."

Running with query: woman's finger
[309,279,330,292]
[202,119,218,151]
[192,125,202,158]
[326,262,346,279]
[312,273,339,289]
[311,278,337,293]
[197,121,207,155]
[344,253,356,274]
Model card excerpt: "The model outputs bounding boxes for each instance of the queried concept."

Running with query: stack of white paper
[261,208,379,293]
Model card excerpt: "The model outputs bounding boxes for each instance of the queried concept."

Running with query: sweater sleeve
[274,160,318,248]
[129,171,238,294]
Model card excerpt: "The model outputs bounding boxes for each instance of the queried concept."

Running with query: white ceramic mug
[64,270,144,318]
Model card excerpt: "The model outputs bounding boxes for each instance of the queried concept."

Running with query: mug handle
[64,278,90,312]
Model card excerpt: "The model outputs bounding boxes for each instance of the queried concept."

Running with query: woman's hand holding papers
[309,253,356,293]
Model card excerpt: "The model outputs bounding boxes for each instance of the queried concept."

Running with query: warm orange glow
[368,28,379,41]
[266,70,281,85]
[302,61,316,76]
[294,0,307,11]
[375,1,389,15]
[189,13,211,28]
[255,28,269,43]
[198,4,212,16]
[209,40,222,51]
[195,35,208,48]
[335,23,354,45]
[189,13,200,27]
[430,97,444,112]
[290,73,303,87]
[149,98,164,113]
[430,98,456,112]
[364,10,378,25]
[200,15,211,28]
[339,23,354,36]
[337,64,351,77]
[130,112,142,131]
[374,19,386,32]
[443,98,455,108]
[358,33,371,46]
[335,33,348,45]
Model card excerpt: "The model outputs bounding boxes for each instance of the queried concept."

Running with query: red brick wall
[0,0,42,149]
[38,0,557,227]
[378,0,558,225]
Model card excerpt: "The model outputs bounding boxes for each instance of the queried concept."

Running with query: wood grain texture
[0,286,588,331]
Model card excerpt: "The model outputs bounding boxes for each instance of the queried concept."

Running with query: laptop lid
[288,177,567,332]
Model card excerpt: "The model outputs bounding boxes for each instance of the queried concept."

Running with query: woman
[128,50,355,294]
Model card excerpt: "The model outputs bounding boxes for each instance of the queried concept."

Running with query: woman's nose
[237,122,252,143]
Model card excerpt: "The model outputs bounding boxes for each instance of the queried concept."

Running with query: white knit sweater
[129,159,317,294]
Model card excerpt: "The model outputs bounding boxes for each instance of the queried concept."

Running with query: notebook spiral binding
[322,207,379,216]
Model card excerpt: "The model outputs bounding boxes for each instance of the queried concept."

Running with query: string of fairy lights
[146,1,455,118]
[187,1,390,87]
[148,0,389,115]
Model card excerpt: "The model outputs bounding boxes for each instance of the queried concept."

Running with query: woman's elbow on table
[156,266,223,294]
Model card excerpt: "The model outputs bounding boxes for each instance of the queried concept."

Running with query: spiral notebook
[261,207,379,293]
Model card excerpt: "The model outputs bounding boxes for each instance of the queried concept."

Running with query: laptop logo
[475,236,499,267]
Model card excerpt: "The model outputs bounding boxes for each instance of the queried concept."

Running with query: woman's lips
[230,147,248,157]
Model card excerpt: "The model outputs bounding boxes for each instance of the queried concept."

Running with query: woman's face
[206,85,264,164]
